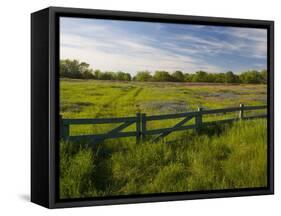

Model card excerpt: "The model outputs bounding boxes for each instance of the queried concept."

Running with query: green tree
[260,69,267,84]
[116,71,131,81]
[124,73,132,81]
[134,71,153,81]
[93,69,102,79]
[60,59,94,79]
[100,72,116,80]
[81,70,95,79]
[193,71,209,82]
[171,71,185,82]
[153,71,173,82]
[206,73,216,83]
[239,70,263,84]
[183,73,193,82]
[225,71,237,83]
[213,73,226,83]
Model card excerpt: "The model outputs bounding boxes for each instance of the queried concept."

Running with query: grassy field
[59,79,267,199]
[60,79,267,118]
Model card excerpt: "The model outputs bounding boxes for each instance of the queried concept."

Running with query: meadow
[59,79,267,199]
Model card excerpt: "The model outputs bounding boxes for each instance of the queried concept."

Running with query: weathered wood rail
[60,104,267,147]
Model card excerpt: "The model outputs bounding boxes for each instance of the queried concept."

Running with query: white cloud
[174,27,267,59]
[61,31,223,75]
[60,18,266,74]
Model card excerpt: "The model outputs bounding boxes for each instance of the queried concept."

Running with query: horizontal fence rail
[60,104,267,147]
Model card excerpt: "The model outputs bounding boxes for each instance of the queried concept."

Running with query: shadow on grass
[198,122,233,137]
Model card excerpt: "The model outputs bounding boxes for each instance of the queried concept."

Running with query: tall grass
[60,142,98,198]
[60,118,267,198]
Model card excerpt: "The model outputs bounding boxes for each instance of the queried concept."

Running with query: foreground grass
[60,119,267,199]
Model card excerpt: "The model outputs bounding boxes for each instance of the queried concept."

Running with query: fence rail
[60,104,267,147]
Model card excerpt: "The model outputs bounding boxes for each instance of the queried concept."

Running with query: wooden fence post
[239,103,244,119]
[141,113,146,142]
[136,112,141,144]
[195,107,203,133]
[60,115,69,141]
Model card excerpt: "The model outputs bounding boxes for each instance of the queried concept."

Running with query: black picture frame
[31,6,274,209]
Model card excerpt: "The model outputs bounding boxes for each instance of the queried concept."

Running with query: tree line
[60,59,267,84]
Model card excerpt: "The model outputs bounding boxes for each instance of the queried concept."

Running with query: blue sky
[60,17,267,75]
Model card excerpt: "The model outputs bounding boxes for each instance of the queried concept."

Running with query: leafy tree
[239,70,263,84]
[183,73,194,82]
[205,73,216,83]
[60,59,94,79]
[171,71,185,82]
[116,71,131,81]
[100,72,116,80]
[213,73,226,83]
[60,59,266,84]
[124,73,132,81]
[134,71,153,81]
[153,71,173,82]
[225,71,238,83]
[192,71,209,82]
[93,69,102,79]
[260,69,267,84]
[81,70,95,79]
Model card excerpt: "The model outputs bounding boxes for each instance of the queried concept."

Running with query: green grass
[59,79,267,199]
[60,119,267,198]
[60,79,267,137]
[60,79,267,119]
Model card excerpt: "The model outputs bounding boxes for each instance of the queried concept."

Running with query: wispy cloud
[60,17,267,74]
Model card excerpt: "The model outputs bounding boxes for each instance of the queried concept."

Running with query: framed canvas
[31,6,274,208]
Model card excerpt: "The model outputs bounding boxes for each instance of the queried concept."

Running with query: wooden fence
[60,104,267,147]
